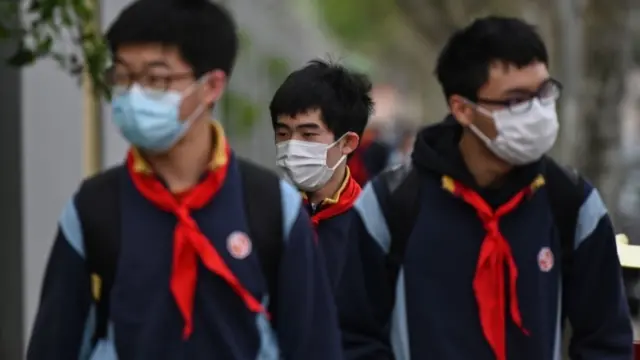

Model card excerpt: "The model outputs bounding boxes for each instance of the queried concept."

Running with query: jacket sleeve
[565,184,633,359]
[334,184,395,360]
[27,197,95,360]
[276,180,343,360]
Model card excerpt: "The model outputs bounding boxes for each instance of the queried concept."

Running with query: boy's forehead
[114,44,190,71]
[277,109,325,127]
[479,61,549,98]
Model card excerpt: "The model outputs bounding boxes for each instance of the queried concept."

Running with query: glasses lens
[140,73,170,92]
[509,100,533,114]
[539,81,561,104]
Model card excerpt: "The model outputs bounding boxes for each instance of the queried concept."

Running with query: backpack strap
[544,158,585,317]
[238,159,283,324]
[371,163,421,300]
[75,166,124,343]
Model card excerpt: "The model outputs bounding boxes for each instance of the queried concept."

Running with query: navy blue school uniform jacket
[335,119,632,360]
[303,169,361,289]
[27,126,342,360]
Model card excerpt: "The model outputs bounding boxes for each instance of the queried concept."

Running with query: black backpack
[74,159,283,344]
[371,158,585,311]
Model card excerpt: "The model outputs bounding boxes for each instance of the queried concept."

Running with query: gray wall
[20,46,85,353]
[0,34,85,360]
[0,0,336,358]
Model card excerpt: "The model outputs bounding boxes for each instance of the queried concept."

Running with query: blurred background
[1,0,640,358]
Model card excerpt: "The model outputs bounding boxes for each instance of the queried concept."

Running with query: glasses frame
[106,66,194,93]
[475,78,563,114]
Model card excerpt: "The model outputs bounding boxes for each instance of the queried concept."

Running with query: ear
[202,69,227,107]
[449,94,475,126]
[340,132,360,156]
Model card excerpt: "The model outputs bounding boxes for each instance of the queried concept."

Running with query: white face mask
[469,99,559,165]
[275,137,347,192]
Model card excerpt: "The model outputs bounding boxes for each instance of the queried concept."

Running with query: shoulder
[543,157,591,197]
[375,162,415,192]
[543,157,608,241]
[237,158,277,179]
[236,158,290,197]
[59,166,125,258]
[365,161,417,208]
[76,165,125,197]
[236,158,304,238]
[72,165,126,221]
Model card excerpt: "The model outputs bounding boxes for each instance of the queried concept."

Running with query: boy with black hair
[335,16,632,360]
[270,59,373,287]
[27,1,342,359]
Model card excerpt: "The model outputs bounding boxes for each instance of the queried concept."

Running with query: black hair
[435,16,548,101]
[106,0,238,78]
[269,59,374,139]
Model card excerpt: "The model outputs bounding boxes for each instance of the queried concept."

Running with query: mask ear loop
[158,77,211,154]
[462,98,500,145]
[180,76,211,127]
[329,155,347,171]
[326,133,349,170]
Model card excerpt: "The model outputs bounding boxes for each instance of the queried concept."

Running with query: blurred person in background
[271,59,373,289]
[335,16,632,360]
[347,119,393,186]
[386,119,417,168]
[26,0,342,359]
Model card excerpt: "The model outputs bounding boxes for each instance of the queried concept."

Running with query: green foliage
[264,56,290,86]
[216,28,263,135]
[0,0,110,97]
[219,89,261,135]
[238,28,252,53]
[344,53,375,75]
[633,35,640,65]
[315,0,399,49]
[218,56,289,136]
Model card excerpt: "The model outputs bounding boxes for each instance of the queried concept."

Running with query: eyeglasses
[475,78,563,114]
[106,67,194,94]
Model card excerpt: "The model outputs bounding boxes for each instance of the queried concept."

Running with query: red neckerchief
[126,146,266,339]
[306,174,361,228]
[451,180,530,360]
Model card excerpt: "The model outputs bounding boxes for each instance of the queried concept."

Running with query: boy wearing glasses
[27,0,341,359]
[335,16,632,360]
